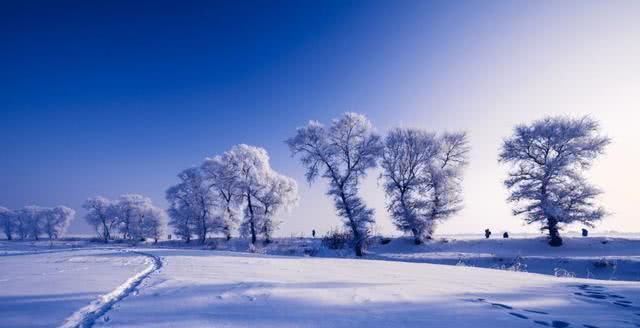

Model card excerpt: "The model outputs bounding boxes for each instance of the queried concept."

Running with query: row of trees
[83,194,166,243]
[288,113,608,253]
[287,113,470,255]
[3,114,608,252]
[0,206,75,240]
[166,144,298,244]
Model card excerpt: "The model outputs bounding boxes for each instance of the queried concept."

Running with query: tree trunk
[247,193,257,244]
[101,219,110,243]
[338,190,365,256]
[412,228,423,245]
[547,218,563,246]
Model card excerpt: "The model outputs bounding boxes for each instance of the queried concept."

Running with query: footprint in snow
[465,297,584,328]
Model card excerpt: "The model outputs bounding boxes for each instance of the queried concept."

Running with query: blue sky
[2,1,639,236]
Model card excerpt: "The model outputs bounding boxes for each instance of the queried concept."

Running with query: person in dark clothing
[582,228,589,237]
[503,232,509,239]
[312,229,316,238]
[484,229,491,239]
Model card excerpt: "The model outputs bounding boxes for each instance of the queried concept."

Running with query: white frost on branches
[499,116,610,246]
[287,112,382,256]
[381,129,469,244]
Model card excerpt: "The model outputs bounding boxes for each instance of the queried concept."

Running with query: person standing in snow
[312,229,316,238]
[503,232,509,239]
[582,228,589,237]
[484,229,491,239]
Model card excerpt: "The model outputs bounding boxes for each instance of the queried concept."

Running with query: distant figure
[582,228,589,237]
[312,229,316,238]
[167,234,172,240]
[484,229,492,239]
[503,232,509,239]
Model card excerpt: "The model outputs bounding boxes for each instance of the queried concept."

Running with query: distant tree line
[2,114,609,251]
[0,206,75,240]
[166,144,298,245]
[83,194,166,243]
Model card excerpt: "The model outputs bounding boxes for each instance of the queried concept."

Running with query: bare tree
[287,112,382,256]
[499,116,610,246]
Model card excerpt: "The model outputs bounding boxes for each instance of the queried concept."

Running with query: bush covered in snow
[322,228,352,250]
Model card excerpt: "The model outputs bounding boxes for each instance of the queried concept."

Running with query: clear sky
[2,0,639,237]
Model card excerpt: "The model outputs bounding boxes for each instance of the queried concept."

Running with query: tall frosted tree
[166,167,222,243]
[381,129,439,244]
[287,112,382,256]
[499,116,610,246]
[115,194,166,242]
[225,144,297,244]
[252,172,298,243]
[201,154,242,240]
[83,196,119,243]
[43,206,75,240]
[23,206,45,240]
[381,129,468,244]
[117,194,150,240]
[424,132,469,237]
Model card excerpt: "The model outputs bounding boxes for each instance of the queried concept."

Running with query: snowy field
[0,248,148,328]
[1,236,639,327]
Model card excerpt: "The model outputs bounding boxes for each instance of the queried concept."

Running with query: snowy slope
[366,237,640,281]
[95,249,640,328]
[0,249,148,328]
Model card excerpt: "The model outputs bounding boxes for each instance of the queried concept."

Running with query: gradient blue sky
[2,1,639,236]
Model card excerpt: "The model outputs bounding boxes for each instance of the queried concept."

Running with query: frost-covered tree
[166,167,222,243]
[499,116,610,246]
[225,145,275,244]
[116,194,149,240]
[23,206,45,240]
[115,194,166,242]
[137,205,167,243]
[43,206,75,240]
[381,129,440,244]
[423,132,469,237]
[0,207,15,240]
[287,112,382,256]
[83,197,119,243]
[252,173,298,243]
[381,130,468,243]
[201,155,242,240]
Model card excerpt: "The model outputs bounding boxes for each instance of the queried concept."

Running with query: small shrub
[205,239,218,250]
[322,228,351,250]
[553,268,576,278]
[593,257,616,269]
[248,243,257,253]
[303,247,319,257]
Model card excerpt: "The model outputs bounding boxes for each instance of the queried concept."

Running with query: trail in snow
[59,250,162,328]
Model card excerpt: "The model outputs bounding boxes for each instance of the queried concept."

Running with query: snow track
[59,250,162,328]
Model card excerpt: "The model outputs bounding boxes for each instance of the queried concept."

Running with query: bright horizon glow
[1,1,639,238]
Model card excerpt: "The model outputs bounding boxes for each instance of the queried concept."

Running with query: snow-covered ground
[0,248,148,328]
[1,236,639,327]
[96,249,640,328]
